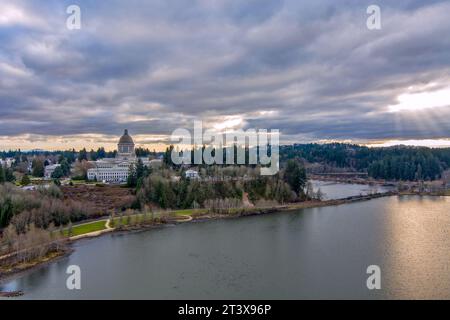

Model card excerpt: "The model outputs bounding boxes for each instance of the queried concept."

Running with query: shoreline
[0,248,73,286]
[0,190,447,287]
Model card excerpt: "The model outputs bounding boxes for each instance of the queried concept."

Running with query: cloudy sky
[1,0,450,150]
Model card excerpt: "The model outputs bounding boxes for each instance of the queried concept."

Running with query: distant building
[185,169,199,179]
[44,164,61,179]
[87,129,150,183]
[443,170,450,188]
[27,162,33,173]
[0,158,15,168]
[22,184,51,191]
[21,185,36,191]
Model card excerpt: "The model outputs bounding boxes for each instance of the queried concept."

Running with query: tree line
[0,183,93,230]
[1,147,160,162]
[135,160,307,211]
[280,143,450,181]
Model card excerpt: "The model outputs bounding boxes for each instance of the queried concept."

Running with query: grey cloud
[0,0,449,146]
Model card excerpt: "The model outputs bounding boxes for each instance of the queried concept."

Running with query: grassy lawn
[170,209,207,216]
[65,220,107,237]
[111,209,200,221]
[110,209,204,226]
[69,179,87,184]
[111,213,147,226]
[63,209,210,237]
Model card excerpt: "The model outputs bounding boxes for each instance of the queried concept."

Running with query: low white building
[21,185,36,191]
[443,170,450,188]
[0,158,15,168]
[44,164,61,179]
[87,159,131,182]
[87,129,150,183]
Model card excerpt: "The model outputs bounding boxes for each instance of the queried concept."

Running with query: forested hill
[280,143,450,181]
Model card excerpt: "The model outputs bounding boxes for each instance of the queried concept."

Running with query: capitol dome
[117,129,135,159]
[118,129,134,145]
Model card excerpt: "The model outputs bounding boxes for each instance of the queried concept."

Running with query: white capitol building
[87,129,153,183]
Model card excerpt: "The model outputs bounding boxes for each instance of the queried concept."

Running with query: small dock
[0,291,24,298]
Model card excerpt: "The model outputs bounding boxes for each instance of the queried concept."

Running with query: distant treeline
[280,143,450,181]
[3,143,450,181]
[0,147,161,161]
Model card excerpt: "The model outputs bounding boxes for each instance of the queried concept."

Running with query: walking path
[173,215,193,222]
[68,211,193,241]
[69,219,114,241]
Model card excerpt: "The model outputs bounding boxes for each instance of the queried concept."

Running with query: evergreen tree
[67,149,76,163]
[136,158,146,179]
[4,167,15,182]
[97,147,106,159]
[0,197,13,227]
[283,160,306,195]
[51,166,64,179]
[163,145,174,167]
[90,149,98,161]
[0,165,5,184]
[32,159,45,177]
[60,159,71,176]
[78,148,88,162]
[127,164,137,187]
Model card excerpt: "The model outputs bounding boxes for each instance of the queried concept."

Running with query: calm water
[1,195,449,299]
[310,180,394,200]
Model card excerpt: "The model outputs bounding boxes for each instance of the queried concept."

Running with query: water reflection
[384,196,450,299]
[310,180,394,200]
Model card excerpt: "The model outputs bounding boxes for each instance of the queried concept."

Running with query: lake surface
[1,195,449,299]
[310,180,394,200]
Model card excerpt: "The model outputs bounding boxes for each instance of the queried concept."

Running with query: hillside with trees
[280,143,450,181]
[0,183,93,230]
[136,163,307,211]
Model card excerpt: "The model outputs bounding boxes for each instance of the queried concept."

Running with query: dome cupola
[118,129,134,145]
[117,129,135,159]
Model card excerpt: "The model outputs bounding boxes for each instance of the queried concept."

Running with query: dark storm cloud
[0,0,450,145]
